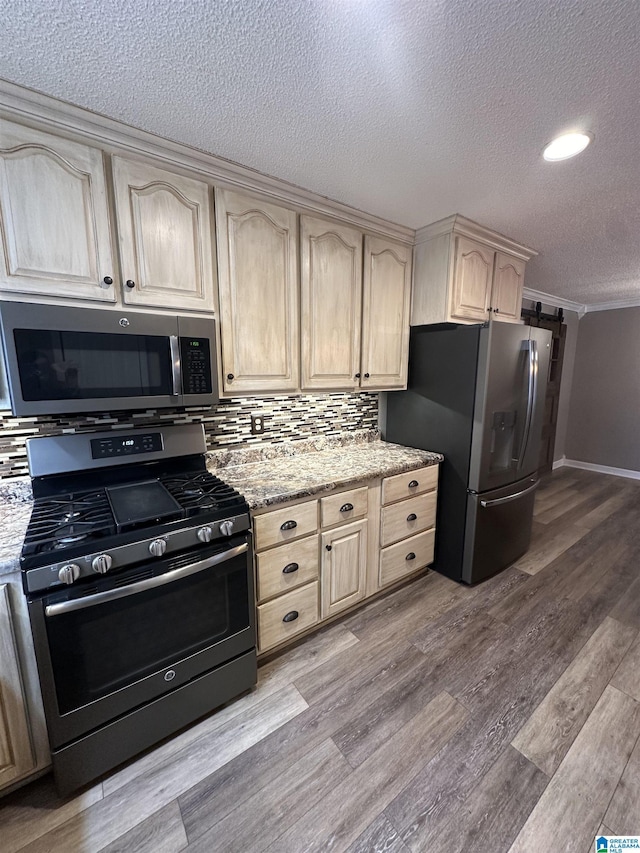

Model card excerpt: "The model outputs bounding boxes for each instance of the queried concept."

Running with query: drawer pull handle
[408,480,419,488]
[407,513,418,522]
[282,562,299,574]
[340,503,354,513]
[280,520,297,531]
[326,544,332,551]
[405,552,416,561]
[283,610,299,623]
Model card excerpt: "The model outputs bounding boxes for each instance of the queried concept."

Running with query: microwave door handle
[169,336,181,396]
[44,542,249,617]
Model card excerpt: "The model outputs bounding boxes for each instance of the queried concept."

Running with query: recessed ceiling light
[543,131,593,162]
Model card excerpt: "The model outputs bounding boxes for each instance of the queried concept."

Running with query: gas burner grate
[161,472,246,515]
[23,492,115,556]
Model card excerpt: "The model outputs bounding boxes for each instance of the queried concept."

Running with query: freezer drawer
[462,476,538,584]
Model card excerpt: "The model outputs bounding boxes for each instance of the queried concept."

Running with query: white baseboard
[562,458,640,481]
[552,456,566,470]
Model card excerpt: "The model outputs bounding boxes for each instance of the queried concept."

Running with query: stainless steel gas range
[21,423,256,795]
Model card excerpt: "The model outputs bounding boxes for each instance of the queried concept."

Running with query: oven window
[45,551,250,714]
[14,329,172,401]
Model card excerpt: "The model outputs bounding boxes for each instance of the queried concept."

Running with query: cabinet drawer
[256,534,319,603]
[379,529,436,588]
[320,486,368,528]
[254,500,318,551]
[382,465,438,505]
[380,492,437,547]
[257,581,319,652]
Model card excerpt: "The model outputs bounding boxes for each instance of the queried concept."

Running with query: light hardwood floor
[1,466,639,852]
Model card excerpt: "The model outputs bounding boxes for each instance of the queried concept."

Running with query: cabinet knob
[408,480,419,488]
[405,552,416,561]
[494,308,500,313]
[326,544,332,551]
[280,520,297,531]
[101,275,113,287]
[340,503,354,513]
[227,373,234,381]
[355,373,361,379]
[407,513,417,522]
[282,611,299,623]
[125,279,136,289]
[364,373,370,379]
[282,562,299,574]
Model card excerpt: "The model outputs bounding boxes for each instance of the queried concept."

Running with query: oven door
[28,534,255,749]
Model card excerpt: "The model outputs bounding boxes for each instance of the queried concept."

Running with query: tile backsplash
[0,392,379,479]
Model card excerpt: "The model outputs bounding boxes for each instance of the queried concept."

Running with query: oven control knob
[149,538,167,557]
[197,526,213,543]
[91,554,113,574]
[58,564,80,585]
[219,520,234,537]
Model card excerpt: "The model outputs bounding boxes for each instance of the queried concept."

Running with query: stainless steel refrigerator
[381,322,552,584]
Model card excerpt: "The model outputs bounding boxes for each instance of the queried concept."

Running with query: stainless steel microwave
[0,302,219,416]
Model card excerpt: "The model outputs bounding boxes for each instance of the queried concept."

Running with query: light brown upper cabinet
[411,215,536,326]
[301,216,412,391]
[0,119,116,302]
[361,236,412,389]
[111,156,216,312]
[215,189,299,394]
[301,215,363,391]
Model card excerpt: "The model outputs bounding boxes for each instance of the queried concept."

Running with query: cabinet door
[492,252,525,322]
[361,237,412,390]
[321,519,367,618]
[449,237,494,323]
[216,189,299,394]
[0,585,34,790]
[0,120,115,301]
[301,216,362,390]
[112,156,215,312]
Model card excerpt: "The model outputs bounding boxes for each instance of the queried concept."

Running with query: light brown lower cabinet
[254,465,439,654]
[0,585,35,791]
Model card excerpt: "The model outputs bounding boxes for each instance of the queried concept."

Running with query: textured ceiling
[1,0,639,306]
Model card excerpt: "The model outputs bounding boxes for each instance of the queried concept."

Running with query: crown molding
[414,214,537,260]
[0,78,415,244]
[583,297,640,313]
[523,287,586,317]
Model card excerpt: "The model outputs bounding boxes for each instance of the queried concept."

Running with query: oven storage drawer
[256,534,319,603]
[257,581,319,652]
[380,491,437,547]
[379,528,436,588]
[253,500,319,550]
[381,464,438,505]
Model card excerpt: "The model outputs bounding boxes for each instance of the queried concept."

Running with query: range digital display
[90,432,163,460]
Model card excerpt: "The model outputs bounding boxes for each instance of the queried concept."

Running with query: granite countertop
[0,477,34,577]
[208,434,443,509]
[0,433,444,576]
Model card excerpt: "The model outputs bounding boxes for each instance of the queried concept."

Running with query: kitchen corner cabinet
[301,216,412,392]
[111,156,216,312]
[0,584,34,791]
[215,189,299,394]
[411,215,535,326]
[0,119,116,302]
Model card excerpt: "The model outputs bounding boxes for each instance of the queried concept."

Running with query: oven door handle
[44,542,249,618]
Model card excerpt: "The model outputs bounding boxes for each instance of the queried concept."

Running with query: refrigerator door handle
[517,339,538,470]
[480,479,539,508]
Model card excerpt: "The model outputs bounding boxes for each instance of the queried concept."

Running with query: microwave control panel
[180,338,212,395]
